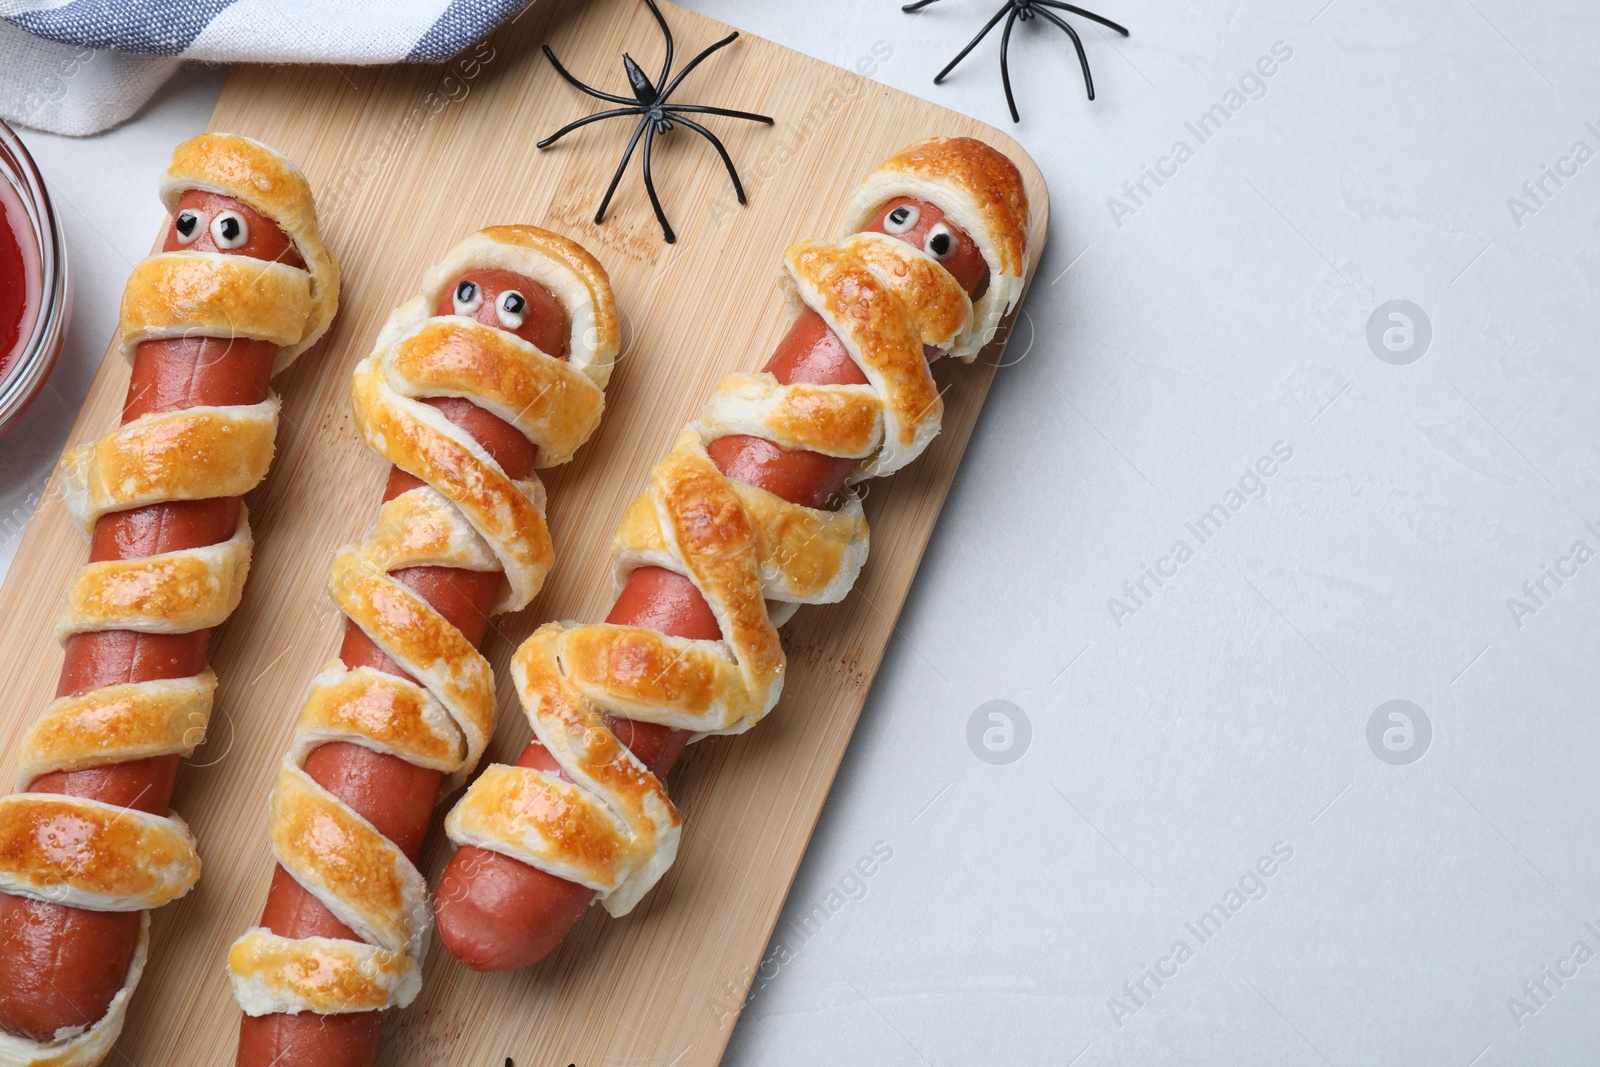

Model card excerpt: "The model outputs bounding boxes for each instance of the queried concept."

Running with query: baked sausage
[433,137,1029,973]
[434,200,985,970]
[0,134,337,1067]
[229,229,618,1067]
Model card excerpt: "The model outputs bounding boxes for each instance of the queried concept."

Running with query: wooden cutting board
[0,1,1046,1062]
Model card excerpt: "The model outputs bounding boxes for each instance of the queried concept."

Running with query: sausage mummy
[227,228,618,1059]
[435,137,1029,961]
[0,134,337,1067]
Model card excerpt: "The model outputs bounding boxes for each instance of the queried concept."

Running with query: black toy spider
[538,0,774,243]
[902,0,1129,123]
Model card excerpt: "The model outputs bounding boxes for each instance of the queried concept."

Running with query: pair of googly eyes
[882,204,957,261]
[453,280,529,330]
[174,208,249,250]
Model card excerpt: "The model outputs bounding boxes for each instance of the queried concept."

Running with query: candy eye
[496,290,527,330]
[174,210,202,244]
[924,222,955,260]
[210,211,248,249]
[883,203,919,235]
[452,280,482,315]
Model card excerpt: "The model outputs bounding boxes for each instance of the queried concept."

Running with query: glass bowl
[0,118,70,433]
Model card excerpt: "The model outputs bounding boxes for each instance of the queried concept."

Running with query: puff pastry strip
[445,136,1031,916]
[0,133,336,1067]
[228,226,617,1017]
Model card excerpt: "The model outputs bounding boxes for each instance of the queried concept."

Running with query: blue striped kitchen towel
[0,0,535,135]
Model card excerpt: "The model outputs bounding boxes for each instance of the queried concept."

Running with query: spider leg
[901,0,944,10]
[641,123,676,243]
[1035,0,1129,36]
[999,6,1021,122]
[536,107,642,149]
[659,31,740,100]
[595,115,652,226]
[641,0,676,92]
[669,113,752,204]
[1034,6,1096,100]
[663,103,774,125]
[933,1,1012,84]
[543,44,635,105]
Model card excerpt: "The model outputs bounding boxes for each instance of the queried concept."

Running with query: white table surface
[9,1,1600,1064]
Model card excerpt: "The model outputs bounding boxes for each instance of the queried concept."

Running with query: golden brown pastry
[228,226,617,1020]
[442,136,1031,921]
[0,132,336,1067]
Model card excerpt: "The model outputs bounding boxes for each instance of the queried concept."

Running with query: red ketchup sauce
[0,178,40,383]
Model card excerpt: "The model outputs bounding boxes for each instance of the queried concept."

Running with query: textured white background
[7,1,1600,1064]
